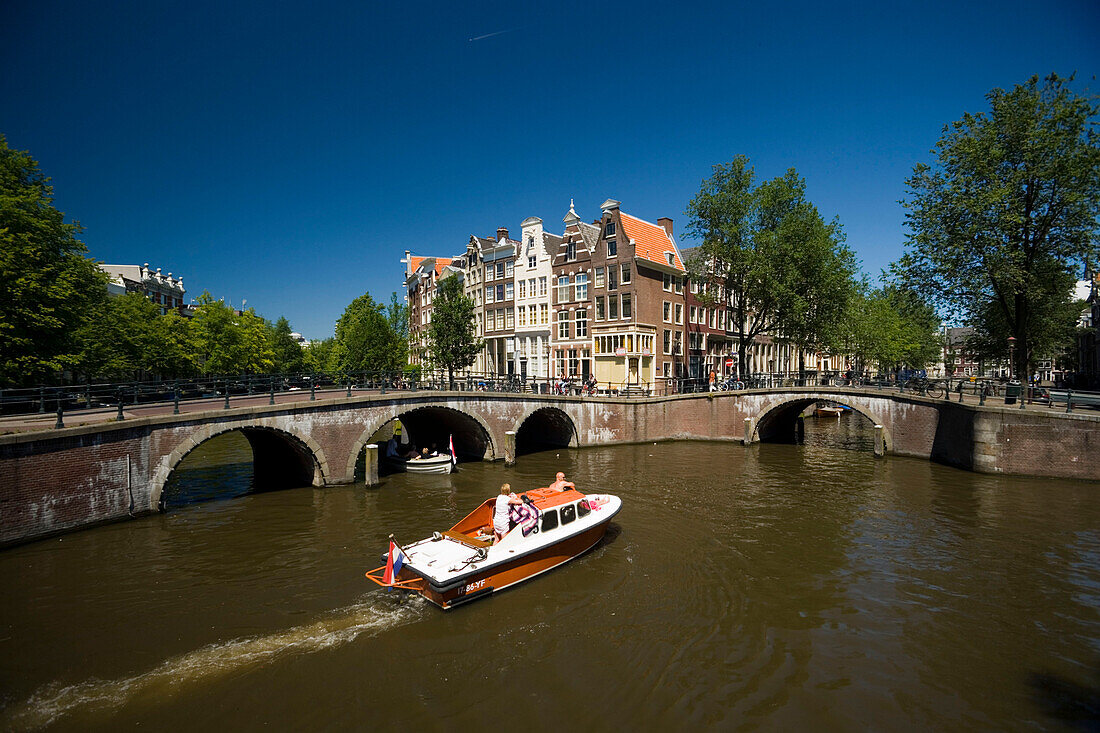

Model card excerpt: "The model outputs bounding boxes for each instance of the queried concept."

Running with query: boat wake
[2,594,424,729]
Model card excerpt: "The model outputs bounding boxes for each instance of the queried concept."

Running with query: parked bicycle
[905,377,944,399]
[718,375,745,391]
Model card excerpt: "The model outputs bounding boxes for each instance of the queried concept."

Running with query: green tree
[428,275,480,387]
[0,136,109,385]
[270,316,305,373]
[332,292,405,375]
[842,282,942,374]
[303,337,336,373]
[900,73,1100,379]
[685,157,858,378]
[190,293,272,374]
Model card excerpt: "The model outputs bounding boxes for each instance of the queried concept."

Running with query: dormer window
[566,241,576,261]
[606,221,616,237]
[666,252,674,265]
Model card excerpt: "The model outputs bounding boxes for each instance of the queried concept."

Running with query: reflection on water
[1,417,1098,730]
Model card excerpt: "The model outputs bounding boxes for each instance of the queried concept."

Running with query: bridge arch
[346,404,498,477]
[751,393,892,450]
[151,420,330,511]
[514,407,578,455]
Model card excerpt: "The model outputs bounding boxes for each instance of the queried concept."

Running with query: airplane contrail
[468,28,517,42]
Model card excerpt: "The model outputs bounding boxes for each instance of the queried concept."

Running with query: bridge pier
[742,417,754,445]
[873,424,885,457]
[363,444,379,486]
[504,431,516,466]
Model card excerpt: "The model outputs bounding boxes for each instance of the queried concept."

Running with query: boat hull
[384,455,454,474]
[401,513,615,609]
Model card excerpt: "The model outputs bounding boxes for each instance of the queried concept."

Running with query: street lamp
[1007,336,1016,380]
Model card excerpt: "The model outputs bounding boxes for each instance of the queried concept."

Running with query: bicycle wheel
[926,384,944,399]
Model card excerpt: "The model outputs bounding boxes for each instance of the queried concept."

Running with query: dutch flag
[382,540,406,585]
[449,434,457,466]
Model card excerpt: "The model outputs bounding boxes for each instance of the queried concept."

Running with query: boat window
[541,509,559,532]
[561,504,576,525]
[578,500,591,518]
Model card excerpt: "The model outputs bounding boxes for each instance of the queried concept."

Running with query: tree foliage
[899,73,1100,377]
[190,292,273,375]
[332,292,407,374]
[842,282,942,373]
[0,136,109,385]
[270,316,305,374]
[428,275,480,385]
[685,156,858,376]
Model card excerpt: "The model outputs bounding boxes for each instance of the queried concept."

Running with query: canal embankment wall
[1,391,1096,547]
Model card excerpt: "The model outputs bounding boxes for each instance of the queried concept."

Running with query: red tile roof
[411,256,453,276]
[619,213,684,272]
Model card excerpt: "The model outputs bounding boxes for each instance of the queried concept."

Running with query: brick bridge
[2,389,1097,546]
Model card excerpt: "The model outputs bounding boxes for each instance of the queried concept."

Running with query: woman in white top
[493,483,523,542]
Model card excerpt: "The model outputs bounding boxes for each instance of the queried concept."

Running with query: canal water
[1,416,1098,730]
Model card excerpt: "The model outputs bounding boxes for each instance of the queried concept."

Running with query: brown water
[1,417,1098,731]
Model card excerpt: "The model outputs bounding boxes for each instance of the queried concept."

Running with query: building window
[496,284,505,302]
[529,256,537,268]
[506,308,514,329]
[663,273,672,292]
[595,296,605,321]
[608,266,618,291]
[496,262,505,279]
[674,277,683,294]
[622,293,632,319]
[663,301,671,322]
[606,221,616,236]
[690,306,697,324]
[557,276,570,303]
[566,241,576,261]
[540,304,548,324]
[539,277,547,296]
[663,330,671,354]
[575,273,589,301]
[675,303,683,324]
[518,306,527,327]
[607,238,617,257]
[621,264,631,284]
[709,309,716,329]
[595,267,605,288]
[505,261,513,278]
[691,281,699,294]
[558,311,570,339]
[674,332,683,355]
[575,309,587,338]
[486,286,494,304]
[519,280,526,299]
[529,278,536,297]
[609,294,619,320]
[505,282,514,300]
[717,310,725,330]
[496,309,505,331]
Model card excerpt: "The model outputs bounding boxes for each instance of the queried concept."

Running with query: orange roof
[410,256,453,277]
[619,212,684,272]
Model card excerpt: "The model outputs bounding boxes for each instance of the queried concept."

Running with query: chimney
[497,227,509,242]
[658,217,674,237]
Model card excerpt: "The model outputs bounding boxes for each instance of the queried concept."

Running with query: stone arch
[751,393,892,450]
[513,407,579,455]
[151,420,330,512]
[345,404,498,477]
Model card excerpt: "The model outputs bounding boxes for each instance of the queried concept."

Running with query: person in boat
[548,472,575,493]
[386,436,417,460]
[494,483,523,542]
[416,447,439,460]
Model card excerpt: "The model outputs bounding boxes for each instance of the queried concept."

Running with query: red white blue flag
[449,434,457,466]
[382,541,406,585]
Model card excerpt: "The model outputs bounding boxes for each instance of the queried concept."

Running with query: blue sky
[3,0,1098,339]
